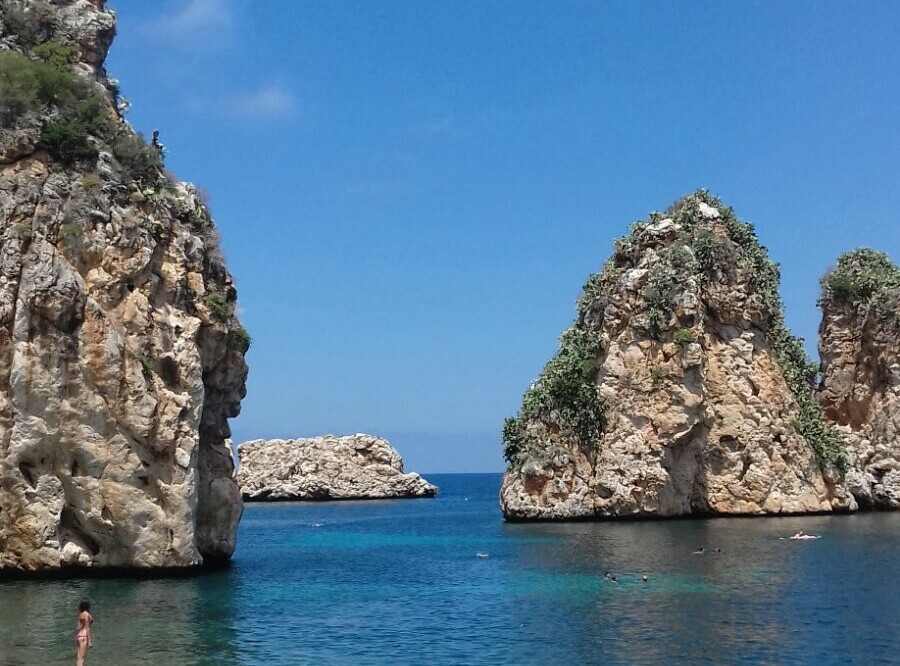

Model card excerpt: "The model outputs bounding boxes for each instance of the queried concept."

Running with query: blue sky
[107,0,900,473]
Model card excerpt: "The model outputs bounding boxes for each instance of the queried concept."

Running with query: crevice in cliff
[59,507,100,557]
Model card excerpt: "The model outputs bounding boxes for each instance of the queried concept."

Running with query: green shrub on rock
[821,248,900,322]
[502,327,604,464]
[228,326,252,352]
[206,292,229,320]
[112,131,162,183]
[673,329,695,345]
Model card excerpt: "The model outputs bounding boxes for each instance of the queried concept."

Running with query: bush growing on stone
[673,329,695,345]
[0,36,163,179]
[207,292,229,320]
[228,326,252,352]
[81,172,103,191]
[112,131,162,183]
[139,355,154,380]
[821,248,900,322]
[502,327,604,464]
[32,40,74,68]
[57,221,83,246]
[0,43,112,164]
[0,51,41,122]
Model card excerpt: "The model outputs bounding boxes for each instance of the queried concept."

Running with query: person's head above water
[78,600,91,613]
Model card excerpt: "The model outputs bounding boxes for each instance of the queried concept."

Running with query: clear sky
[106,0,900,473]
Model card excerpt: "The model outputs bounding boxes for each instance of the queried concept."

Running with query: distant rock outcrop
[818,249,900,509]
[501,192,855,520]
[0,1,248,573]
[237,435,437,501]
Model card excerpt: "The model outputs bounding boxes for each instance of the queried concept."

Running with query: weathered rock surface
[0,1,248,572]
[818,250,900,509]
[237,435,437,501]
[501,192,854,521]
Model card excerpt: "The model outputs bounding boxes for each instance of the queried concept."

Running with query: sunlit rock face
[818,250,900,509]
[238,435,437,501]
[501,192,854,521]
[0,0,248,572]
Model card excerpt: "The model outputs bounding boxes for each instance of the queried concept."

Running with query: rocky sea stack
[818,250,900,509]
[0,1,249,572]
[237,434,437,501]
[501,191,857,521]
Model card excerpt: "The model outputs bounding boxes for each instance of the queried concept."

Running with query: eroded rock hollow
[0,0,248,572]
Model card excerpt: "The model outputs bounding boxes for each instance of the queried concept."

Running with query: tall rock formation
[0,0,248,572]
[501,191,853,520]
[818,249,900,509]
[237,434,437,501]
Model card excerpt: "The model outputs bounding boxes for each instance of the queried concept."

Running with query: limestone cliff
[501,191,854,520]
[818,249,900,509]
[0,0,248,572]
[237,435,437,501]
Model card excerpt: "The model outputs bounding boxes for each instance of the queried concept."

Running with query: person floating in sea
[789,531,820,540]
[75,600,93,666]
[642,575,648,582]
[693,547,705,555]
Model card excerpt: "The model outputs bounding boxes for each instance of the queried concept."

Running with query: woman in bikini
[75,600,93,665]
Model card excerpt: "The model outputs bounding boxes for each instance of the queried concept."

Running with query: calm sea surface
[1,473,899,665]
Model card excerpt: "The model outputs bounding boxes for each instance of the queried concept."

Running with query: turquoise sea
[2,473,899,665]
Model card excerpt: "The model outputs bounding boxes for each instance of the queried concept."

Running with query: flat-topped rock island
[237,434,437,501]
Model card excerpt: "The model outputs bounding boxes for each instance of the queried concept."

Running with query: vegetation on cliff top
[821,249,900,324]
[0,34,160,179]
[503,190,846,471]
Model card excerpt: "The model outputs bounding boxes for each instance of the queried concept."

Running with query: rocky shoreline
[237,434,437,502]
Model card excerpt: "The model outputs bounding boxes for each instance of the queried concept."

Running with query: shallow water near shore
[2,473,899,665]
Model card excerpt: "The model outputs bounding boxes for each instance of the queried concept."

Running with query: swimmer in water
[642,575,648,582]
[693,547,705,555]
[75,600,93,666]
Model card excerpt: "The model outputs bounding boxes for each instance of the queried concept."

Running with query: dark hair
[78,600,91,613]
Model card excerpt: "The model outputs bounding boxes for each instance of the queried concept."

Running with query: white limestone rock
[0,1,248,573]
[237,435,437,501]
[501,193,856,521]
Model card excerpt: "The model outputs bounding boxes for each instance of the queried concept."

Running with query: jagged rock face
[238,435,437,501]
[819,250,900,509]
[0,1,248,571]
[501,193,853,521]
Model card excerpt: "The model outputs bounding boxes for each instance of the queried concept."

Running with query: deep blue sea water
[2,473,900,665]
